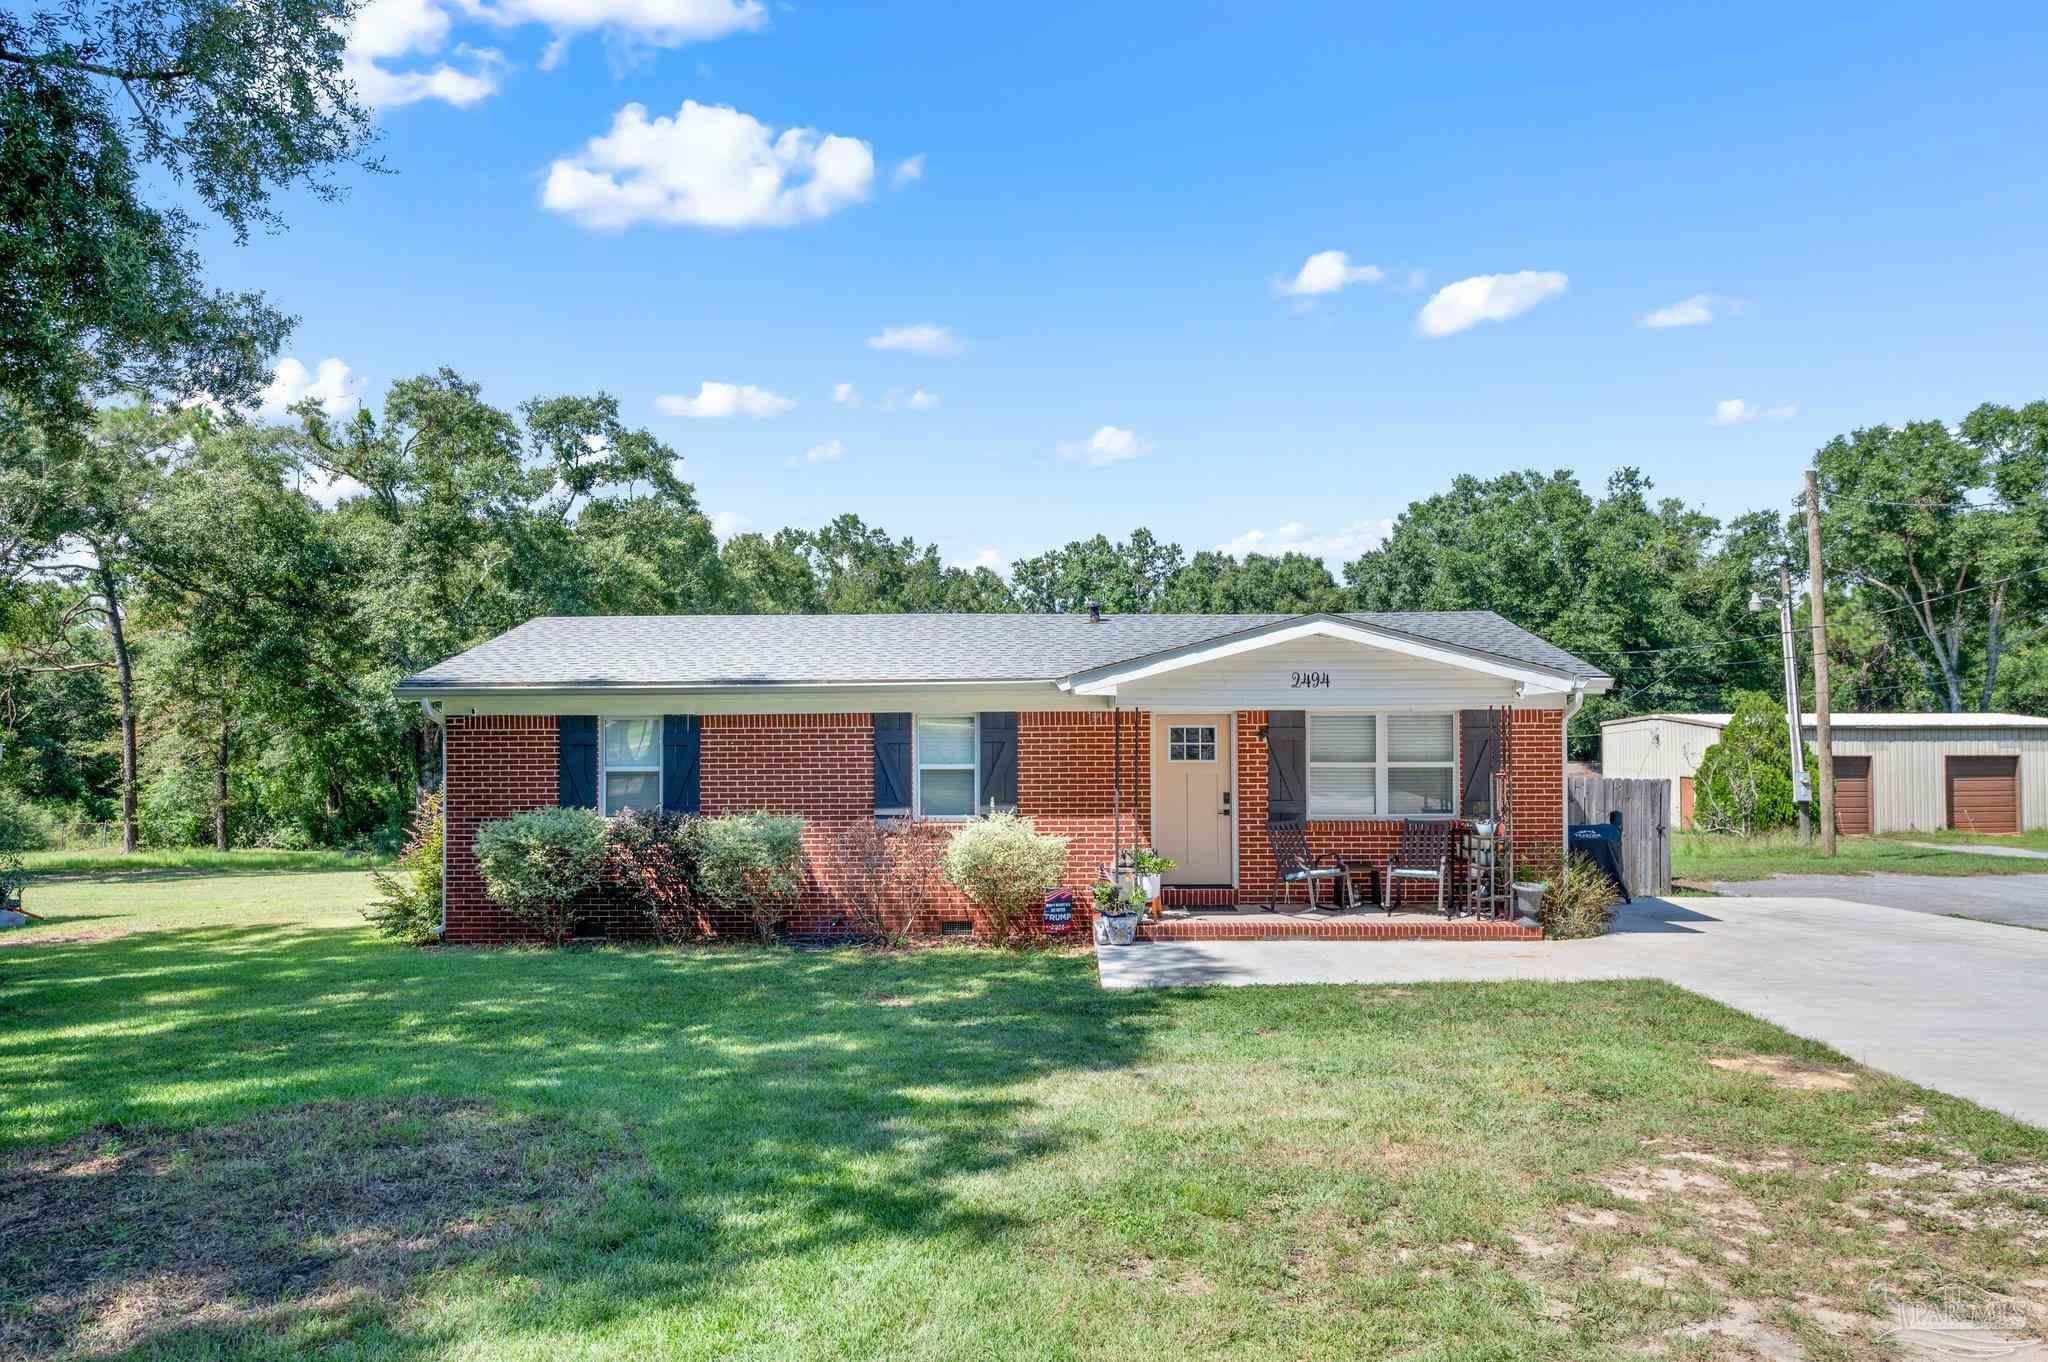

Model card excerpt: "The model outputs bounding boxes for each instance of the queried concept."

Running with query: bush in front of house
[835,816,946,949]
[693,812,808,941]
[606,809,709,945]
[940,812,1071,946]
[1693,690,1822,837]
[473,806,609,945]
[365,793,443,945]
[1541,853,1619,939]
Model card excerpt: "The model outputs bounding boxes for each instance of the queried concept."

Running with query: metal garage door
[1947,755,2020,835]
[1834,756,1871,836]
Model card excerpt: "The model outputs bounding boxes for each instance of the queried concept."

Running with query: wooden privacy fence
[1567,776,1672,896]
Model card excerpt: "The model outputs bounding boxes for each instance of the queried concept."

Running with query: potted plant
[0,854,28,927]
[1131,848,1175,907]
[1091,880,1146,946]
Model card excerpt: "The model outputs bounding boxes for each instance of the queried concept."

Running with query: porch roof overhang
[1056,613,1612,699]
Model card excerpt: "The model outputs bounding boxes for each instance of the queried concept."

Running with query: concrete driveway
[1713,872,2048,931]
[1098,895,2048,1129]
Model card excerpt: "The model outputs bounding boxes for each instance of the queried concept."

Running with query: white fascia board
[1064,617,1583,696]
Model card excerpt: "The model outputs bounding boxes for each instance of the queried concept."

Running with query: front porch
[1138,903,1543,942]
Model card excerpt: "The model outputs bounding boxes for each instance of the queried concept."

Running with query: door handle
[1220,790,1233,816]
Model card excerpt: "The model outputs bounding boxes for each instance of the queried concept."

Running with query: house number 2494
[1290,670,1332,689]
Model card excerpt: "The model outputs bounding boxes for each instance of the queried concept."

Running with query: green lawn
[1882,828,2048,854]
[1674,830,2046,882]
[15,846,386,877]
[4,871,2045,1360]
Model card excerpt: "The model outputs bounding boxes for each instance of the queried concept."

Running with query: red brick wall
[441,708,1154,943]
[1231,705,1565,906]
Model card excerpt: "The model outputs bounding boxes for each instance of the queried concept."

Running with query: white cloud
[1057,426,1142,466]
[468,0,764,48]
[655,381,795,418]
[1216,518,1392,570]
[708,510,751,539]
[343,0,503,107]
[831,382,861,407]
[1415,270,1569,338]
[882,386,938,412]
[954,547,1004,574]
[1640,293,1718,328]
[865,323,961,357]
[346,0,761,108]
[891,154,925,188]
[804,438,845,463]
[543,100,875,230]
[258,357,363,423]
[1277,249,1384,297]
[1712,398,1799,427]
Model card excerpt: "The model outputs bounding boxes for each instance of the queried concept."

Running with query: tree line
[3,375,2043,855]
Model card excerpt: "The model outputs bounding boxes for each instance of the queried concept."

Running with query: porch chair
[1382,820,1453,915]
[1266,821,1367,911]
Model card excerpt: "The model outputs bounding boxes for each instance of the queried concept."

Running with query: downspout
[1562,683,1587,848]
[420,700,448,940]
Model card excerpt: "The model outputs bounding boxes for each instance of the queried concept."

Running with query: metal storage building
[1599,712,2048,835]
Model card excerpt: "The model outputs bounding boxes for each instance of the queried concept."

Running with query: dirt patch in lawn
[0,1098,621,1359]
[1709,1053,1859,1091]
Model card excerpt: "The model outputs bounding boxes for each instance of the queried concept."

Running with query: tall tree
[1813,409,2047,711]
[2,0,375,439]
[1011,530,1184,614]
[1158,551,1347,613]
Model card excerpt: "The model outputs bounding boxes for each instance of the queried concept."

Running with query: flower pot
[1512,881,1547,931]
[1094,912,1139,946]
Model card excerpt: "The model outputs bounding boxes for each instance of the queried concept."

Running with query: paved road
[1097,895,2048,1129]
[1713,872,2048,930]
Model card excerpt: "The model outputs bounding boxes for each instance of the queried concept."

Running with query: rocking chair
[1266,821,1366,911]
[1382,819,1453,915]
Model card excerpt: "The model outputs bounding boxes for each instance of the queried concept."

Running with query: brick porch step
[1137,912,1541,942]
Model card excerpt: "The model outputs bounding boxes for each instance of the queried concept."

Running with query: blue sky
[207,1,2048,573]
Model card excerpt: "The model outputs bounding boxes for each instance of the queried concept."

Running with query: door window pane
[1168,725,1216,761]
[920,768,976,817]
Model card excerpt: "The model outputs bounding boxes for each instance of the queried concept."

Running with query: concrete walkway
[1901,839,2048,860]
[1096,895,2048,1129]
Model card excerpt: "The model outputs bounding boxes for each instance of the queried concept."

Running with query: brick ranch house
[394,611,1613,944]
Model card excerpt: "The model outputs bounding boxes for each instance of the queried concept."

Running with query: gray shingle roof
[396,612,1609,691]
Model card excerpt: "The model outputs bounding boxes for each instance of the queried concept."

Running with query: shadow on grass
[2,926,1166,1358]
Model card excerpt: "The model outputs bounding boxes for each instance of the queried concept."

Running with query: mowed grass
[1883,827,2048,854]
[16,846,385,877]
[1675,830,2041,882]
[4,874,2046,1360]
[6,864,375,942]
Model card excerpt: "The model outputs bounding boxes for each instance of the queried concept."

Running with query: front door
[1154,714,1233,884]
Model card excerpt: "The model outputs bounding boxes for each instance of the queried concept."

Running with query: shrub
[941,812,1071,946]
[695,813,808,942]
[473,807,610,945]
[364,794,443,945]
[606,809,708,946]
[1091,880,1147,916]
[1693,690,1822,837]
[835,817,946,948]
[0,790,53,853]
[1542,854,1618,939]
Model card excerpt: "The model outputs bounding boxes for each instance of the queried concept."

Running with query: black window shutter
[978,712,1018,813]
[1267,710,1307,824]
[874,713,912,810]
[559,716,598,809]
[1459,709,1498,819]
[662,715,701,814]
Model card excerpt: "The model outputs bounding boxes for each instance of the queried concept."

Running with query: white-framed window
[1307,713,1458,820]
[1167,724,1218,762]
[602,717,663,816]
[915,714,979,818]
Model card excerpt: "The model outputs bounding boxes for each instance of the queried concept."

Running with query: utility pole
[1776,563,1812,842]
[1805,470,1836,856]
